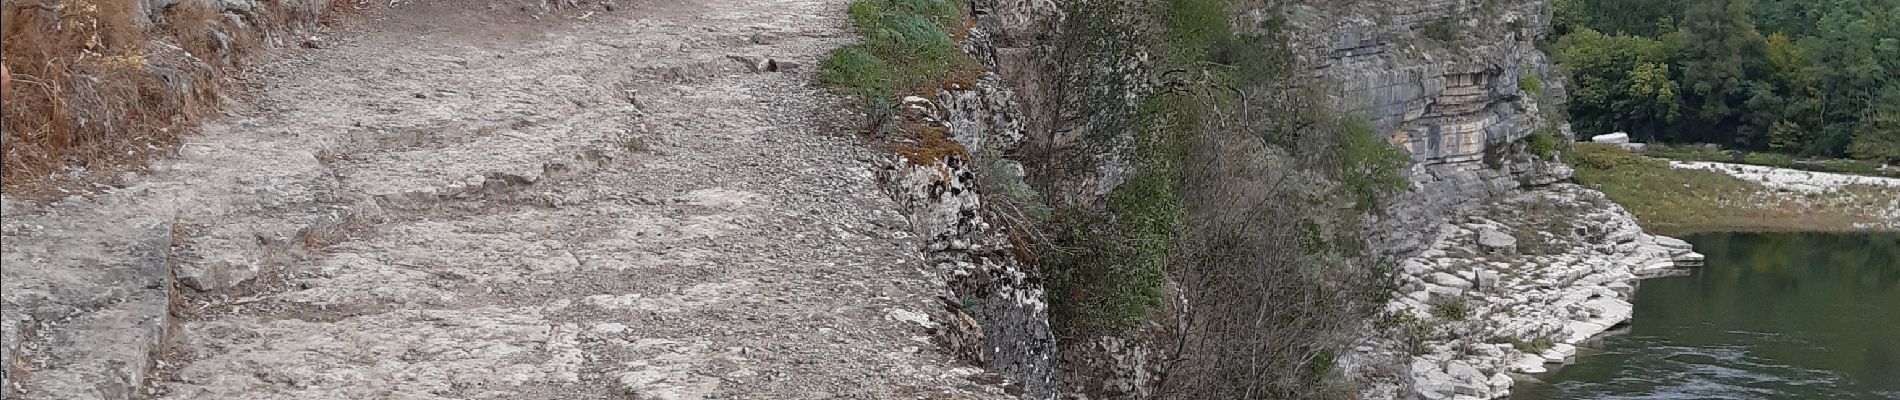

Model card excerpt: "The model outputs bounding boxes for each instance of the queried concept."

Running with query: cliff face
[884,0,1705,399]
[1275,0,1574,255]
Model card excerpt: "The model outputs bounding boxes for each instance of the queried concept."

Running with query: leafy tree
[1850,86,1900,163]
[1678,0,1774,143]
[1554,0,1898,161]
[1557,29,1680,140]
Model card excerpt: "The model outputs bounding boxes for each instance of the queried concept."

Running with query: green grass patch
[1569,143,1888,233]
[818,0,975,109]
[1821,159,1879,175]
[1643,143,1900,178]
[1642,143,1733,162]
[1742,152,1795,167]
[1573,143,1760,231]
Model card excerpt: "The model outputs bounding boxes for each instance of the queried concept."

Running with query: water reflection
[1513,232,1899,400]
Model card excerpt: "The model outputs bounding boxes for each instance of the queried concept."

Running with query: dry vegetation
[0,0,344,196]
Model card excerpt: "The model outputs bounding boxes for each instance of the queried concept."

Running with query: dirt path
[3,1,1011,399]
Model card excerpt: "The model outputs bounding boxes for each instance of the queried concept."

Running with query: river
[1513,232,1900,400]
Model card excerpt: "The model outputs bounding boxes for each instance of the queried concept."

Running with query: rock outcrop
[1346,184,1701,399]
[1263,1,1710,398]
[876,27,1061,400]
[1272,0,1573,255]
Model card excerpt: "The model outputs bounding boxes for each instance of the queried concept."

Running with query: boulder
[1487,373,1515,393]
[1508,354,1548,374]
[1672,252,1706,267]
[1477,228,1517,255]
[1591,132,1630,144]
[1430,272,1474,289]
[1476,270,1501,291]
[1539,343,1577,363]
[1653,236,1693,251]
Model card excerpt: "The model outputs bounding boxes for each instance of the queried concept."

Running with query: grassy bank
[1571,143,1897,234]
[817,0,976,113]
[1642,143,1900,179]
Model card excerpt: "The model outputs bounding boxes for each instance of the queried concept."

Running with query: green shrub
[1429,297,1469,321]
[818,48,893,98]
[1423,18,1461,42]
[1163,0,1230,57]
[1572,142,1653,170]
[1341,117,1412,211]
[1042,96,1190,335]
[1511,336,1556,353]
[1742,152,1795,167]
[1519,72,1543,96]
[1526,131,1560,159]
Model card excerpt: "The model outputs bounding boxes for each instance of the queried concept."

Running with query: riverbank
[1353,184,1704,400]
[1642,144,1900,179]
[1571,143,1900,235]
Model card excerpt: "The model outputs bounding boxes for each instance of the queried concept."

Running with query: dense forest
[1551,0,1900,163]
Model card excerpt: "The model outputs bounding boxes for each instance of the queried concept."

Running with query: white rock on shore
[1670,161,1900,193]
[1362,184,1703,400]
[1668,161,1900,230]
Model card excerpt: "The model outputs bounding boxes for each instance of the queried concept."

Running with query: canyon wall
[1274,0,1574,255]
[887,0,1705,399]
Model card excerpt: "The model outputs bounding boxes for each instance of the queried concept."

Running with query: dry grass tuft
[1,0,344,197]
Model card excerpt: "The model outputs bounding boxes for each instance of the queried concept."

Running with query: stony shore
[1358,184,1704,400]
[1670,161,1900,230]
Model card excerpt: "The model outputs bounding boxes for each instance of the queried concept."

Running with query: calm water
[1513,232,1900,400]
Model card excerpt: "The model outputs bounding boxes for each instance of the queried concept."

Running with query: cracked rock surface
[2,1,1016,399]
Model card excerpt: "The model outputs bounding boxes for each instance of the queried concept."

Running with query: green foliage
[1554,0,1900,163]
[1341,117,1411,211]
[1039,3,1405,397]
[1766,120,1804,152]
[1161,0,1231,59]
[1511,336,1557,353]
[1422,18,1461,42]
[1043,96,1192,335]
[1555,28,1680,140]
[1519,71,1544,96]
[1527,130,1562,159]
[1043,218,1172,333]
[624,136,651,153]
[817,0,974,109]
[1572,142,1654,170]
[1392,313,1437,355]
[1849,87,1900,164]
[1742,151,1795,167]
[1429,297,1469,321]
[1822,158,1879,174]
